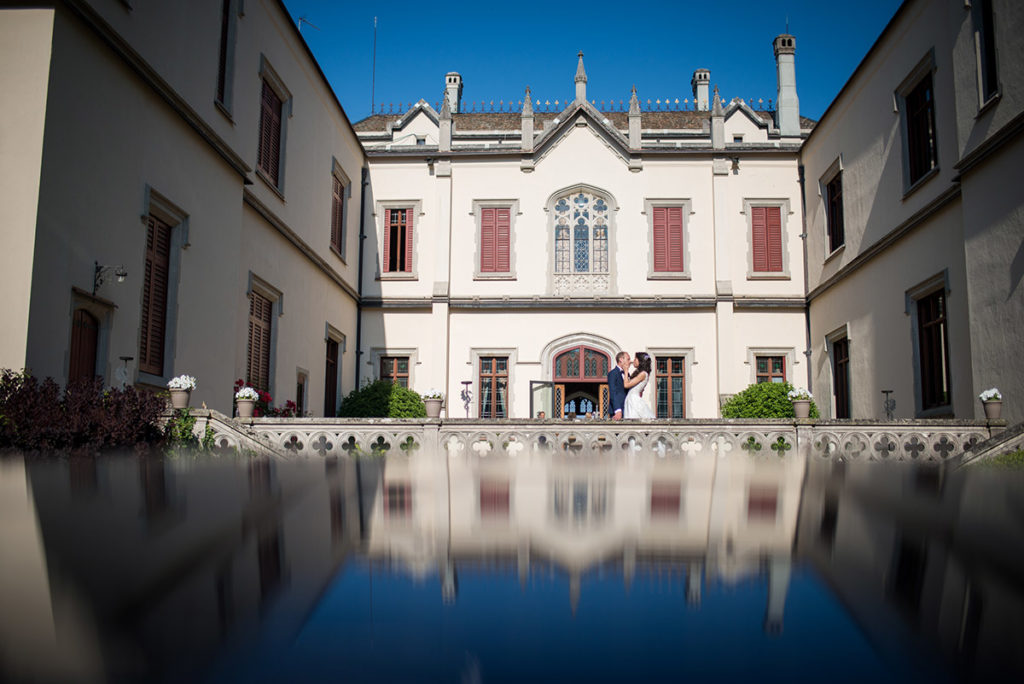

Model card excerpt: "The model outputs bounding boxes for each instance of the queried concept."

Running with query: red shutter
[751,206,768,272]
[480,208,496,272]
[331,176,343,251]
[383,209,392,272]
[495,207,510,272]
[652,207,667,272]
[139,216,170,376]
[404,209,413,272]
[667,207,684,271]
[766,206,783,272]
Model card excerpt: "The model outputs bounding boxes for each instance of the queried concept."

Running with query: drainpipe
[797,163,812,393]
[355,165,369,388]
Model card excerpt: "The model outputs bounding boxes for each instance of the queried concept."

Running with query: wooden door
[599,384,610,418]
[69,309,98,382]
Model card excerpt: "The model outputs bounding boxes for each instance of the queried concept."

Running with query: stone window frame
[971,0,1001,112]
[544,183,619,296]
[643,199,693,280]
[824,323,851,419]
[905,270,953,418]
[468,347,518,419]
[745,347,797,387]
[214,0,241,119]
[369,347,418,388]
[741,198,792,280]
[817,156,845,260]
[648,347,695,419]
[374,199,422,281]
[470,199,520,280]
[256,55,293,198]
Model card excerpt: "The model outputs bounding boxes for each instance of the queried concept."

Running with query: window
[215,0,237,110]
[380,356,409,387]
[826,172,844,253]
[756,355,786,383]
[655,356,686,418]
[652,206,685,273]
[917,289,951,411]
[324,338,339,417]
[139,214,171,376]
[899,64,938,189]
[479,207,511,274]
[384,208,413,273]
[247,290,273,391]
[554,190,609,275]
[330,175,345,256]
[257,79,283,187]
[479,356,508,419]
[832,337,851,419]
[973,0,999,104]
[750,205,784,274]
[295,371,307,417]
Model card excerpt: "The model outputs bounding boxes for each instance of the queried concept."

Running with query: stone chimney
[772,34,800,136]
[439,91,452,152]
[691,69,710,110]
[444,72,463,114]
[711,86,724,149]
[628,86,641,149]
[574,51,587,104]
[521,87,534,152]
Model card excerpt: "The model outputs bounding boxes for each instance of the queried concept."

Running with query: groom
[607,351,630,420]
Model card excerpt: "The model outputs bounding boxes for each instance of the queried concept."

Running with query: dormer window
[733,135,744,143]
[416,136,426,146]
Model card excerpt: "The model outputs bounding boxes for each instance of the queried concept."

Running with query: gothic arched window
[554,191,609,275]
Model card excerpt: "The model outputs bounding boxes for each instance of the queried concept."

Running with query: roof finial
[628,85,640,116]
[575,51,587,83]
[712,85,723,116]
[522,86,533,116]
[440,88,451,119]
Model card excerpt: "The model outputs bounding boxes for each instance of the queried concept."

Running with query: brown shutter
[331,176,344,252]
[69,309,98,381]
[139,216,171,376]
[480,207,496,272]
[751,207,768,272]
[383,209,392,271]
[652,206,667,271]
[258,80,282,185]
[495,207,511,272]
[667,207,683,271]
[766,206,783,272]
[247,291,272,391]
[404,209,414,272]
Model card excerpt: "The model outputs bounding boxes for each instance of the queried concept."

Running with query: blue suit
[607,366,626,418]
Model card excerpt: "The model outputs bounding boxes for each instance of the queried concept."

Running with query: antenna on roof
[297,16,320,33]
[371,17,378,115]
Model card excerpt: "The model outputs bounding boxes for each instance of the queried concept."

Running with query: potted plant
[787,387,813,419]
[167,375,196,409]
[235,386,259,419]
[421,389,444,418]
[979,388,1002,420]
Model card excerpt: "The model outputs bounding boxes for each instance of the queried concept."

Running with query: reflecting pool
[1,450,1022,683]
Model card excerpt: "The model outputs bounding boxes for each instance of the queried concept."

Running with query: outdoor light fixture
[460,381,472,418]
[93,261,128,295]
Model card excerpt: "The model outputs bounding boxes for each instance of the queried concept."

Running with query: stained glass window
[553,189,609,274]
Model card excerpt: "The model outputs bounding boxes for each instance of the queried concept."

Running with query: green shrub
[721,381,820,419]
[981,449,1024,467]
[338,380,426,418]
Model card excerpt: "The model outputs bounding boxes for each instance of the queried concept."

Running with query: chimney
[444,72,463,114]
[711,86,724,149]
[691,69,710,110]
[439,91,452,152]
[772,34,800,136]
[628,86,641,149]
[574,51,587,104]
[521,87,534,152]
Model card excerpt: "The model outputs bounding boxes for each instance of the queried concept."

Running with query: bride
[624,351,655,419]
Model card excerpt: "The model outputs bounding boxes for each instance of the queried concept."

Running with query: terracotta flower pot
[983,400,1002,420]
[792,399,811,419]
[424,398,443,418]
[169,388,191,410]
[236,399,255,419]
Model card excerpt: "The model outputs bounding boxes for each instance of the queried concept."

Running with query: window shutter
[480,207,495,272]
[139,216,170,376]
[667,207,683,271]
[403,209,414,272]
[766,206,783,272]
[259,80,282,185]
[331,176,343,251]
[382,209,392,271]
[751,207,768,272]
[652,207,667,272]
[495,208,510,272]
[247,291,272,391]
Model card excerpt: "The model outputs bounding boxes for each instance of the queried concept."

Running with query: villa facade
[0,0,1020,422]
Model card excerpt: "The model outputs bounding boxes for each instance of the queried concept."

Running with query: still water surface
[1,452,1022,683]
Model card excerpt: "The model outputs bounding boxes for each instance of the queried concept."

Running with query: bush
[338,380,426,418]
[721,381,820,419]
[0,370,165,452]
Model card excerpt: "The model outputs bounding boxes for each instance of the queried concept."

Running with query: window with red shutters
[384,208,413,273]
[751,206,783,273]
[480,207,511,273]
[652,206,684,272]
[139,215,171,376]
[257,79,283,187]
[247,291,273,391]
[330,175,344,255]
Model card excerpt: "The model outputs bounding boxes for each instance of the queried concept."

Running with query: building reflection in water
[0,447,1021,681]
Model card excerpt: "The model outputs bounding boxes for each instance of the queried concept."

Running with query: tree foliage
[337,380,427,418]
[721,381,820,419]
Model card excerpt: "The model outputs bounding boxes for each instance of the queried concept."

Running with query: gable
[533,104,633,168]
[390,109,439,145]
[536,124,630,174]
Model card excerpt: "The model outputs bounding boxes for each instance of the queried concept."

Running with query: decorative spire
[522,86,533,116]
[628,85,640,116]
[574,51,587,104]
[712,85,723,116]
[575,51,587,83]
[440,89,451,119]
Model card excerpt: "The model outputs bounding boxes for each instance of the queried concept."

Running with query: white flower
[421,388,444,400]
[787,387,812,401]
[235,387,259,401]
[168,375,197,391]
[979,388,1002,402]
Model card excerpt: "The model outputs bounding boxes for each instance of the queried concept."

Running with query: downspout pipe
[355,165,369,389]
[797,163,813,393]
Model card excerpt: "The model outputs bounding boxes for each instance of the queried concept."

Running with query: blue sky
[281,0,903,123]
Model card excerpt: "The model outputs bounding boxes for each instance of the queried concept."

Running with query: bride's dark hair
[630,351,652,378]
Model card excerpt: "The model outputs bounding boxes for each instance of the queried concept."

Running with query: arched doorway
[553,345,610,418]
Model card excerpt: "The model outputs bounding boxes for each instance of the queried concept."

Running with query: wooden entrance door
[69,309,98,382]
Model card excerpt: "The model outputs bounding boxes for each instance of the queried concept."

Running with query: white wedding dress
[624,373,655,419]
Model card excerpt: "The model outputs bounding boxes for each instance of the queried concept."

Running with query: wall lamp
[94,261,128,295]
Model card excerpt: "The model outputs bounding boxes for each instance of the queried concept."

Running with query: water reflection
[0,450,1021,682]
